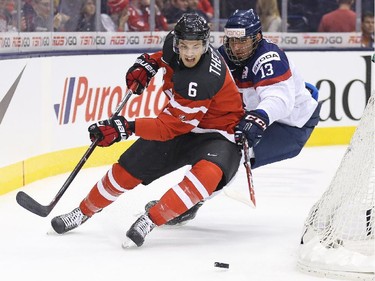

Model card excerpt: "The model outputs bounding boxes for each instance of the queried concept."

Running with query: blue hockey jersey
[219,39,317,128]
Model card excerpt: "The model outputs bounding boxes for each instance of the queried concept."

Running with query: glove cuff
[251,109,270,127]
[128,121,135,133]
[242,109,269,132]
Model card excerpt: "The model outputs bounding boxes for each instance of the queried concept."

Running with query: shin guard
[149,160,223,225]
[80,163,141,217]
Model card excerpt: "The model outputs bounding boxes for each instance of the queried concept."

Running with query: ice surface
[0,146,348,281]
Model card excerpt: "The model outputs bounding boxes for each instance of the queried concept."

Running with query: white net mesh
[298,95,375,280]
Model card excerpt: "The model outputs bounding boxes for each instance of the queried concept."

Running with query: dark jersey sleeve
[218,45,226,58]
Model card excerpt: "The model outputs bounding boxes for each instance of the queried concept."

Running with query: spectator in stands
[75,0,98,31]
[362,0,374,16]
[127,0,168,31]
[101,0,109,14]
[164,0,188,29]
[21,0,53,32]
[155,0,169,12]
[53,0,70,31]
[75,0,115,31]
[317,0,356,32]
[361,11,374,48]
[197,0,213,20]
[187,0,209,22]
[256,0,281,32]
[59,0,83,31]
[0,0,19,31]
[107,0,129,31]
[107,0,128,15]
[219,0,255,19]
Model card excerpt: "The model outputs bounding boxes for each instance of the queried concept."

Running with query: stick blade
[224,186,256,208]
[16,191,51,217]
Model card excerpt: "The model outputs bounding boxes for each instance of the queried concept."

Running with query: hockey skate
[145,200,204,226]
[51,207,89,234]
[123,214,156,248]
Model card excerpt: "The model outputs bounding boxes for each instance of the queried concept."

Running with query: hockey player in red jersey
[51,13,244,247]
[148,9,321,226]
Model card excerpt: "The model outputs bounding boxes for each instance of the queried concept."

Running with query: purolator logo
[54,76,167,125]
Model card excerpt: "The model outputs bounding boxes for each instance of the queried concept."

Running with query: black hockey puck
[214,262,229,269]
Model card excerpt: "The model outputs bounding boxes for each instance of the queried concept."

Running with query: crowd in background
[0,0,374,47]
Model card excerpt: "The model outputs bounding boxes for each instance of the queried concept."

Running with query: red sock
[149,160,223,225]
[80,163,141,217]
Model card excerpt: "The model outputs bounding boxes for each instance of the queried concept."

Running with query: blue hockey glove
[238,109,269,148]
[234,125,244,147]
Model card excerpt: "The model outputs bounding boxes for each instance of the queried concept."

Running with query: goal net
[297,95,375,281]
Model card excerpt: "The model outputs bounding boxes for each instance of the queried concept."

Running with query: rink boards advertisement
[0,31,363,52]
[0,49,374,194]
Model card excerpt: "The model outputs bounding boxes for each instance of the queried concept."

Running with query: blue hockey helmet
[173,13,210,54]
[224,9,262,65]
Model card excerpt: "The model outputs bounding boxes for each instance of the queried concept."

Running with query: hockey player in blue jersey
[219,9,320,168]
[146,9,321,224]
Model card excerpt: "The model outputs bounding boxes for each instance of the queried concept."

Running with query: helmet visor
[224,28,260,65]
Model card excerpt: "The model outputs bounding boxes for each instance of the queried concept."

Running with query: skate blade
[46,227,60,235]
[122,238,137,249]
[164,220,189,227]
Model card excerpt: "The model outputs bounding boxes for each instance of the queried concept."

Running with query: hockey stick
[16,84,137,217]
[224,136,256,208]
[242,137,256,208]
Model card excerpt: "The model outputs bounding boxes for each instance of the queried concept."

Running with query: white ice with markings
[0,146,348,281]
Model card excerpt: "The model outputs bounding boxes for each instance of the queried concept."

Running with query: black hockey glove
[238,109,269,148]
[126,53,159,95]
[88,116,134,147]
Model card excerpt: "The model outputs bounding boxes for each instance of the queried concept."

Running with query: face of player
[227,36,254,62]
[178,39,204,68]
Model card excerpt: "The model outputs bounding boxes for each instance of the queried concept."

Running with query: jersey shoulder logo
[252,51,281,75]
